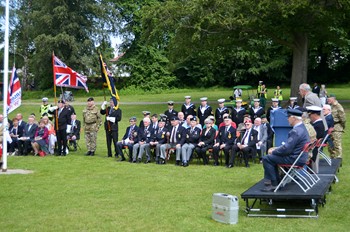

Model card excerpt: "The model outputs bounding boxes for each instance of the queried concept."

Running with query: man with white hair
[299,83,328,131]
[132,117,154,163]
[323,104,334,129]
[262,109,310,192]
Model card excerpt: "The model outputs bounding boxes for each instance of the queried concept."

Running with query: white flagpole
[2,0,10,172]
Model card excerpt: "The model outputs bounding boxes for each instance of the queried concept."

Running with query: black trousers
[105,130,118,157]
[18,139,32,155]
[56,129,67,155]
[195,145,211,165]
[230,145,255,166]
[213,144,232,165]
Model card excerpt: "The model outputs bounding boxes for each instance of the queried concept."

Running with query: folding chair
[318,127,334,166]
[67,139,80,151]
[274,140,320,193]
[122,146,130,159]
[166,147,176,161]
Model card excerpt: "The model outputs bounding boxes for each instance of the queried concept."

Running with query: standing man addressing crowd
[100,98,122,158]
[83,97,102,156]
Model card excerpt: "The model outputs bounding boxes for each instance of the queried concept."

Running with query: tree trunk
[290,32,308,103]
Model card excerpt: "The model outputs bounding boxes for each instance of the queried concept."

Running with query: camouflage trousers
[85,131,98,152]
[328,131,343,159]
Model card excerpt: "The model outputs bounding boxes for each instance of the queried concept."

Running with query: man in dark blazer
[262,109,310,192]
[49,99,71,156]
[181,116,201,166]
[160,116,186,165]
[132,117,155,163]
[197,97,213,126]
[100,99,122,158]
[18,115,38,156]
[150,118,168,164]
[213,115,236,166]
[67,113,81,151]
[116,117,139,162]
[229,118,258,168]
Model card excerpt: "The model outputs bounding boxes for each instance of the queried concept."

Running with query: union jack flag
[7,66,22,114]
[53,55,89,92]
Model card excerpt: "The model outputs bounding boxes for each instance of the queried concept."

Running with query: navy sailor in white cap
[197,97,213,126]
[215,98,229,126]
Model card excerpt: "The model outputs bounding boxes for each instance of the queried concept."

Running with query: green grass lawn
[1,89,350,231]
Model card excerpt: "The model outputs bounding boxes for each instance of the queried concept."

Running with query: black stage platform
[241,158,341,218]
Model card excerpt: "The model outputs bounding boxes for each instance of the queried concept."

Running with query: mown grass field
[1,87,350,231]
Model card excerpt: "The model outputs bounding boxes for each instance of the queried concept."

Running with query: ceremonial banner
[7,66,21,113]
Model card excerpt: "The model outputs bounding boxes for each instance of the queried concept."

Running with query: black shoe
[85,151,91,156]
[132,160,136,163]
[175,160,180,166]
[137,158,142,163]
[261,185,277,192]
[264,180,272,186]
[159,159,165,165]
[118,157,126,162]
[145,160,151,164]
[227,164,233,168]
[114,154,119,158]
[183,162,189,167]
[90,152,95,156]
[213,162,219,166]
[55,153,61,156]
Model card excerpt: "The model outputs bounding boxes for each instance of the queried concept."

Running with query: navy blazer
[237,128,258,148]
[152,127,168,144]
[122,125,140,143]
[69,119,81,140]
[169,125,186,145]
[100,107,122,131]
[138,126,155,143]
[216,125,236,145]
[325,114,334,128]
[312,120,325,139]
[198,127,216,147]
[23,123,38,141]
[184,127,201,144]
[49,107,71,130]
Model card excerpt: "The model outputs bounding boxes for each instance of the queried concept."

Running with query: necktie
[242,130,249,145]
[128,126,133,138]
[171,127,176,143]
[71,120,75,133]
[58,108,62,117]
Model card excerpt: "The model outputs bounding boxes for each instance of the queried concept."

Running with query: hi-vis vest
[274,89,283,100]
[40,104,53,118]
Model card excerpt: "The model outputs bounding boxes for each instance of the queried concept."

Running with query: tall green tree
[11,0,119,90]
[140,0,350,95]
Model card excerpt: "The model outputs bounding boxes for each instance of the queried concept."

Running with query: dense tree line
[1,0,350,95]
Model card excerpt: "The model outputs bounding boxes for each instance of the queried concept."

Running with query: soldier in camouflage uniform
[83,97,102,156]
[327,94,346,158]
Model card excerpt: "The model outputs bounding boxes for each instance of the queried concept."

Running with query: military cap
[259,80,263,84]
[271,98,279,102]
[184,96,191,99]
[289,97,297,101]
[190,116,197,121]
[261,114,266,119]
[167,101,174,105]
[223,115,231,120]
[42,97,48,102]
[287,109,303,117]
[217,98,225,103]
[129,116,137,121]
[306,105,322,114]
[87,97,94,102]
[171,116,179,121]
[58,99,65,104]
[244,119,252,124]
[200,97,208,101]
[158,118,166,123]
[142,111,151,115]
[329,94,336,98]
[253,98,260,102]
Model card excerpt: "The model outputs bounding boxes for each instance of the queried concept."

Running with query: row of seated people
[3,113,80,157]
[116,113,273,167]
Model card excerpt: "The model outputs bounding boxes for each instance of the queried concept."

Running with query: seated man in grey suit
[253,117,268,161]
[262,109,310,192]
[18,115,38,156]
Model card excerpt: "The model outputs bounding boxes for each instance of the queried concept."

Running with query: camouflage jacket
[83,105,102,132]
[331,101,346,132]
